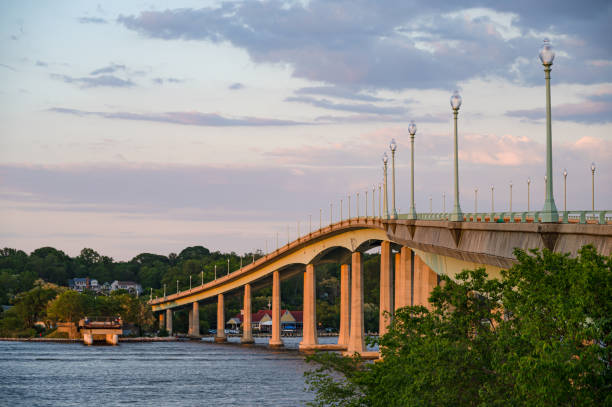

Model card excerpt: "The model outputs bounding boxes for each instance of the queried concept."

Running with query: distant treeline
[0,246,383,333]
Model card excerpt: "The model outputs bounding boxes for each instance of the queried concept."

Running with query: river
[0,337,342,406]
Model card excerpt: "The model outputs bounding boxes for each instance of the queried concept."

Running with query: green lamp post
[539,39,559,222]
[450,90,463,221]
[389,139,398,219]
[383,152,389,218]
[407,121,417,219]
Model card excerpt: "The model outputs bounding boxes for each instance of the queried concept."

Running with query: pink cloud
[459,134,543,166]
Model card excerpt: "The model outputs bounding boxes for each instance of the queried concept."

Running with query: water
[0,337,341,406]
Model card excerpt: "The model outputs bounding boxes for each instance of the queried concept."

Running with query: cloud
[228,82,244,90]
[48,107,306,127]
[35,60,48,67]
[295,86,386,102]
[0,63,16,71]
[286,95,407,115]
[118,2,612,90]
[78,17,108,24]
[152,77,184,85]
[505,92,612,124]
[90,63,126,75]
[459,134,543,166]
[50,73,135,88]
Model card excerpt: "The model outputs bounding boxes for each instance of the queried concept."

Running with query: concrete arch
[151,226,388,312]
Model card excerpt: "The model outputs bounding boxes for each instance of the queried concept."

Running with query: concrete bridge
[149,212,612,356]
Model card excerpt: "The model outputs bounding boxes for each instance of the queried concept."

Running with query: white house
[110,280,143,295]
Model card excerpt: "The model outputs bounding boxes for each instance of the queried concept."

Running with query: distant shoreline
[0,337,179,343]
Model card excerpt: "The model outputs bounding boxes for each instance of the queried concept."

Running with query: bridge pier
[83,333,93,345]
[379,241,393,336]
[269,271,284,348]
[413,254,438,309]
[241,284,254,344]
[192,302,200,336]
[337,263,350,347]
[215,294,227,343]
[346,252,365,355]
[159,312,165,331]
[188,308,193,336]
[166,309,173,336]
[106,334,119,345]
[299,264,318,350]
[395,247,412,309]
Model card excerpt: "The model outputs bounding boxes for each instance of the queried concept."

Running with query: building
[227,309,303,333]
[68,277,90,292]
[110,280,143,295]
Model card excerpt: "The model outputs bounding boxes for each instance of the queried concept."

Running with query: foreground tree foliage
[305,246,612,406]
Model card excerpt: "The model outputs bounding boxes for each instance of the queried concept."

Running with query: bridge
[149,212,612,356]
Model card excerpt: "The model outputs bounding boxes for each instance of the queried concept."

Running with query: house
[110,280,143,295]
[227,309,303,333]
[68,277,90,292]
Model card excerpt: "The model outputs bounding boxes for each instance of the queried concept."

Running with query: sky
[0,0,611,261]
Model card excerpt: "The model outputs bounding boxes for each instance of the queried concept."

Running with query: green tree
[305,245,612,407]
[46,290,87,323]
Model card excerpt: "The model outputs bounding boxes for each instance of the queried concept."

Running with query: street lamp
[527,177,531,211]
[201,270,204,285]
[227,258,230,275]
[163,284,166,297]
[357,192,360,218]
[591,162,596,211]
[365,190,368,218]
[490,185,495,212]
[389,139,398,219]
[539,39,559,222]
[443,192,446,215]
[563,169,567,211]
[474,188,478,213]
[214,265,217,280]
[407,120,417,219]
[382,153,389,218]
[509,181,513,213]
[176,280,179,294]
[372,186,375,219]
[429,195,432,213]
[189,275,192,290]
[450,90,463,221]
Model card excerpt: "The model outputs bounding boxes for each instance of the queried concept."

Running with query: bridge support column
[269,271,284,347]
[242,284,254,344]
[347,252,365,355]
[83,333,93,346]
[395,247,412,309]
[188,308,193,336]
[192,302,200,337]
[159,312,165,331]
[379,241,393,336]
[106,334,119,345]
[338,264,350,347]
[413,254,438,310]
[299,264,318,350]
[215,294,227,343]
[166,309,173,336]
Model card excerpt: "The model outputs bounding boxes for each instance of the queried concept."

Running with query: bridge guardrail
[397,210,611,224]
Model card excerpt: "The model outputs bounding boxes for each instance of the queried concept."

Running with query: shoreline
[0,337,179,343]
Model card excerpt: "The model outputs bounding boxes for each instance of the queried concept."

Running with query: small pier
[79,317,123,345]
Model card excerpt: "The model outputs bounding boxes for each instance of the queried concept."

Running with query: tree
[305,245,612,407]
[46,291,87,323]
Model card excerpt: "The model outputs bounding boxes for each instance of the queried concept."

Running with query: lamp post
[443,192,446,215]
[382,153,389,218]
[372,186,375,219]
[591,162,596,210]
[357,192,360,218]
[163,284,166,297]
[450,90,463,221]
[509,181,513,213]
[201,270,204,285]
[189,275,192,290]
[176,280,179,294]
[429,195,432,213]
[407,120,417,219]
[330,202,333,225]
[474,188,478,213]
[365,190,368,218]
[490,185,494,212]
[378,184,382,218]
[539,39,559,222]
[348,195,351,219]
[214,265,217,280]
[527,177,531,211]
[227,258,230,275]
[390,139,398,219]
[563,169,567,211]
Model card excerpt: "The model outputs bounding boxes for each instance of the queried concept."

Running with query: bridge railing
[398,210,612,224]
